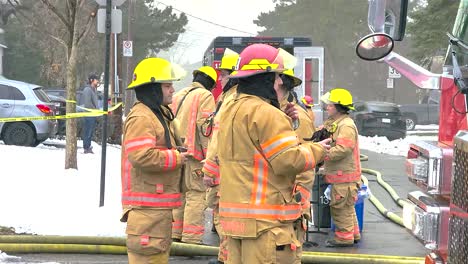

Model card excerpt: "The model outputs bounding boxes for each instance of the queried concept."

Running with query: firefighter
[320,88,362,247]
[301,95,316,126]
[171,66,217,244]
[202,48,240,264]
[216,43,331,264]
[276,69,316,256]
[121,57,188,264]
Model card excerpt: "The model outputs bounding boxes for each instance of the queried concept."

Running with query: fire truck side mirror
[367,0,408,41]
[355,33,394,61]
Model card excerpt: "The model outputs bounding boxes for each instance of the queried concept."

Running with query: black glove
[304,128,332,142]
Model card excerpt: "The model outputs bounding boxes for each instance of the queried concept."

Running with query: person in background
[320,88,362,248]
[81,73,99,154]
[202,48,239,264]
[171,66,217,245]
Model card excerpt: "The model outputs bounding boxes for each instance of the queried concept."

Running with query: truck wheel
[2,122,36,146]
[405,116,416,130]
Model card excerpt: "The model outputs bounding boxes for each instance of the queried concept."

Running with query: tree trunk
[65,44,79,169]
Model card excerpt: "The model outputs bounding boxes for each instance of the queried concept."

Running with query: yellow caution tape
[0,103,122,123]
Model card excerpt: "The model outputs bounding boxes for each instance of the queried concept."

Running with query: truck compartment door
[294,47,324,125]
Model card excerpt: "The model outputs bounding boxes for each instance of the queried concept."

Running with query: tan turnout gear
[171,82,216,244]
[322,114,361,244]
[121,102,184,264]
[216,93,327,263]
[202,85,238,262]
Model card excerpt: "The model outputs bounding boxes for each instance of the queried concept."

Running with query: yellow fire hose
[0,237,424,264]
[0,156,424,263]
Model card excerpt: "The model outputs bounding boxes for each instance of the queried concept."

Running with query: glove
[304,127,332,142]
[203,175,217,187]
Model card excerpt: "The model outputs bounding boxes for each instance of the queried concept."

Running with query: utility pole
[124,0,134,116]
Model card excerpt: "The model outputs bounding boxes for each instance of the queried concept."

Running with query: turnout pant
[172,158,206,244]
[329,182,360,244]
[125,209,172,264]
[207,186,228,262]
[226,224,301,264]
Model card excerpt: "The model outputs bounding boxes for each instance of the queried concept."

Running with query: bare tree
[8,0,98,169]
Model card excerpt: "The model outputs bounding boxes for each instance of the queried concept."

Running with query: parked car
[0,79,57,146]
[399,90,440,130]
[351,101,407,140]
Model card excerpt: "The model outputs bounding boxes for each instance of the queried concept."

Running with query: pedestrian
[320,88,362,248]
[171,66,217,244]
[276,69,316,257]
[202,48,240,264]
[216,44,331,264]
[120,57,189,264]
[81,73,100,154]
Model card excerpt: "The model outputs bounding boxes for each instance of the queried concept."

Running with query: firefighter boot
[325,239,354,248]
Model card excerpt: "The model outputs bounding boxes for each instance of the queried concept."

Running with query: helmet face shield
[219,48,239,71]
[128,58,186,89]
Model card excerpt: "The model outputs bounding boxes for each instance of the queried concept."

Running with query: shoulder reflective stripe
[261,133,298,159]
[219,202,301,221]
[124,137,156,152]
[299,145,315,171]
[203,159,219,178]
[251,151,269,205]
[122,192,182,207]
[160,149,177,170]
[336,138,355,148]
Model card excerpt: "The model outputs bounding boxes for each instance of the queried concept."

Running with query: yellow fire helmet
[219,48,240,71]
[193,66,218,83]
[282,68,302,87]
[320,88,355,110]
[127,57,186,89]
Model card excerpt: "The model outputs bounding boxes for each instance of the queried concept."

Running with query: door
[0,84,16,132]
[294,46,324,125]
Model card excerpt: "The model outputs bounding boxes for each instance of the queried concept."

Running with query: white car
[0,79,57,146]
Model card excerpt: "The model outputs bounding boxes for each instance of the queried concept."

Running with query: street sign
[97,8,122,34]
[387,78,394,88]
[388,66,401,78]
[123,40,133,57]
[95,0,126,6]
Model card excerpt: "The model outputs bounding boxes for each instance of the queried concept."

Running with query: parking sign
[123,40,133,57]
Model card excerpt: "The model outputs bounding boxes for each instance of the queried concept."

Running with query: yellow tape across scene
[0,103,122,123]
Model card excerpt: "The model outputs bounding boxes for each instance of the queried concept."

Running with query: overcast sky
[155,0,276,64]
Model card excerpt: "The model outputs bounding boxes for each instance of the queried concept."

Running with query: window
[0,85,25,100]
[33,88,51,103]
[10,87,26,100]
[0,85,11,99]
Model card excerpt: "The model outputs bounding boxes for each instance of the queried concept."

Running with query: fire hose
[0,235,424,264]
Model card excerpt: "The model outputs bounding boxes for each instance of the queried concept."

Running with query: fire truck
[356,0,467,263]
[202,36,325,122]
